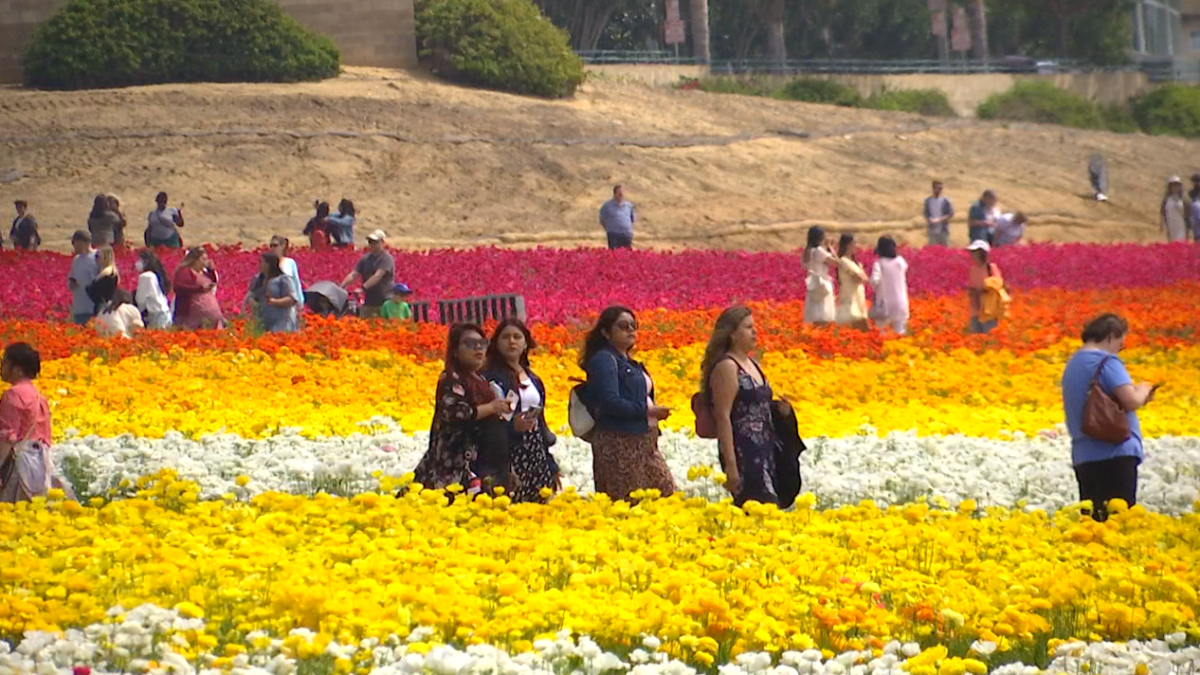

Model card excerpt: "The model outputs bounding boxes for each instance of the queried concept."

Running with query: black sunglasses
[614,320,638,332]
[461,338,488,351]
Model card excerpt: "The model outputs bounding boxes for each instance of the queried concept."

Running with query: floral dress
[721,358,781,507]
[413,371,509,494]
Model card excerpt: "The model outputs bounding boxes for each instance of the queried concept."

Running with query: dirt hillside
[0,67,1193,251]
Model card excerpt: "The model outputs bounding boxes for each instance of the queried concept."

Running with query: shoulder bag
[1081,355,1131,445]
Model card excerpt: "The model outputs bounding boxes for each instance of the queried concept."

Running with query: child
[870,236,910,335]
[381,283,413,320]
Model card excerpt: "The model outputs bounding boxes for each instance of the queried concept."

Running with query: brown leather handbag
[1082,355,1131,444]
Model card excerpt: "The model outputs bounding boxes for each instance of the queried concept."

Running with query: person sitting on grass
[381,283,414,320]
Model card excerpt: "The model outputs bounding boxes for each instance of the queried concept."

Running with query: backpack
[568,379,596,441]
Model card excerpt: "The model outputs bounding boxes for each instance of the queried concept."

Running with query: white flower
[642,637,661,651]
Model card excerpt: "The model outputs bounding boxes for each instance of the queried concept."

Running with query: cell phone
[521,406,542,419]
[1151,383,1164,393]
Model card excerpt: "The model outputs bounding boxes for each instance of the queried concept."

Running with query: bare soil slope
[0,67,1192,251]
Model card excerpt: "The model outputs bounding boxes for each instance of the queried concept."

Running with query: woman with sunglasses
[581,306,674,501]
[414,324,513,497]
[485,319,559,503]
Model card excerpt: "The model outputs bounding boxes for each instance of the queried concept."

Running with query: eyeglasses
[614,320,638,332]
[461,338,488,351]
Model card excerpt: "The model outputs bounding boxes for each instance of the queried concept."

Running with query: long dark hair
[90,194,109,219]
[837,233,856,259]
[103,288,134,314]
[314,201,330,219]
[444,323,492,401]
[261,252,284,279]
[580,305,635,368]
[337,199,355,217]
[803,226,826,263]
[699,305,752,393]
[137,248,171,295]
[487,318,536,376]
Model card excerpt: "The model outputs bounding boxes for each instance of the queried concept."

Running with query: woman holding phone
[485,319,559,503]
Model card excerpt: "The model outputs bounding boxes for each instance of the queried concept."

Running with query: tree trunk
[967,0,989,62]
[759,0,786,66]
[689,0,710,63]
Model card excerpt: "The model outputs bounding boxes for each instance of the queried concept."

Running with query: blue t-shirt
[599,199,635,236]
[1061,348,1143,466]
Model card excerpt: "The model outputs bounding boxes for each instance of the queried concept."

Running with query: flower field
[2,242,1200,675]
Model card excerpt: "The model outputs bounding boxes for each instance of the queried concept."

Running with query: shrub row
[686,76,958,117]
[977,81,1200,137]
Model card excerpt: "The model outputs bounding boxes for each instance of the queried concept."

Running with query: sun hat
[967,240,991,252]
[366,229,387,243]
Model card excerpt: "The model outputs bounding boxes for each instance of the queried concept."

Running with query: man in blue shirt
[67,230,98,326]
[923,181,954,246]
[967,190,996,244]
[1061,313,1158,521]
[599,185,636,250]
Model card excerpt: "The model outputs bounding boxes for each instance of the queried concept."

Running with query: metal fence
[579,50,1200,82]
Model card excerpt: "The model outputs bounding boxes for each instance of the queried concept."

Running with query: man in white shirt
[992,212,1028,247]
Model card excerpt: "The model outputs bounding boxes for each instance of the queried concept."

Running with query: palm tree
[689,0,710,63]
[966,0,989,62]
[758,0,786,66]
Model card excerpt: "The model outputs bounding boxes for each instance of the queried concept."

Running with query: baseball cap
[392,283,412,295]
[366,229,387,243]
[1169,176,1182,184]
[967,240,990,252]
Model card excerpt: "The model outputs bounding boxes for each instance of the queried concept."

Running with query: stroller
[304,281,358,318]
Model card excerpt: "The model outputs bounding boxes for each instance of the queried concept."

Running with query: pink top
[0,379,52,446]
[877,256,910,320]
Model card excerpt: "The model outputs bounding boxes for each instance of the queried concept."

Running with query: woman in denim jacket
[484,319,559,503]
[581,306,675,501]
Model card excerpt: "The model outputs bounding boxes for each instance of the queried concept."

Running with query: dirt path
[0,67,1191,251]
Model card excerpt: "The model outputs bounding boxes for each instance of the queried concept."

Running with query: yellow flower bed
[31,341,1200,440]
[2,475,1199,666]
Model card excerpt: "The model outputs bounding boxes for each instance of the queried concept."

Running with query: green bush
[415,0,584,98]
[23,0,340,89]
[1132,84,1200,138]
[866,88,957,117]
[976,81,1109,129]
[779,78,864,107]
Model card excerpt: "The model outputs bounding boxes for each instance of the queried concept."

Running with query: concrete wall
[588,65,1155,117]
[0,0,416,85]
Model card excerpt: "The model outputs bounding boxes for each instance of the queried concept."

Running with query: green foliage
[416,0,584,98]
[987,0,1131,66]
[1132,84,1200,138]
[977,81,1113,130]
[779,78,863,107]
[23,0,339,89]
[866,88,957,117]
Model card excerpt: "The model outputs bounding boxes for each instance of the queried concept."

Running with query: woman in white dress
[870,236,910,335]
[1162,177,1188,243]
[835,234,869,330]
[802,227,837,325]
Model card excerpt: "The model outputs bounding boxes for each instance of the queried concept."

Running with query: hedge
[1132,84,1200,138]
[866,88,957,117]
[976,80,1137,133]
[23,0,340,89]
[415,0,584,98]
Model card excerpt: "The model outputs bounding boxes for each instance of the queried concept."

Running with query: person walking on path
[1061,314,1158,522]
[599,185,637,250]
[923,181,954,246]
[582,306,675,501]
[145,192,184,249]
[10,200,40,251]
[485,319,559,504]
[67,230,98,326]
[341,230,395,319]
[1162,177,1189,242]
[0,342,75,503]
[700,306,784,507]
[968,190,997,244]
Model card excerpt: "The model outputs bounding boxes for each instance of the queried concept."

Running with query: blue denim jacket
[585,346,651,435]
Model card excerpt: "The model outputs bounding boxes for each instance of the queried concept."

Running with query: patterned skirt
[591,427,675,502]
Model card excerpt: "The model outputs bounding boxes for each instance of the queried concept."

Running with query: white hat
[366,229,387,243]
[1169,176,1183,184]
[967,240,991,252]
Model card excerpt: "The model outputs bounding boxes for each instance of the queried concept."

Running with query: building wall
[1180,0,1200,57]
[588,66,1155,118]
[0,0,416,85]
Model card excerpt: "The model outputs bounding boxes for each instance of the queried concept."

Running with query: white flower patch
[52,426,1200,514]
[2,604,1199,675]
